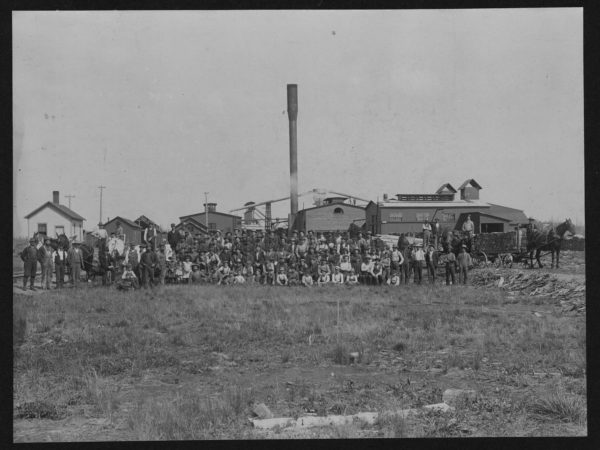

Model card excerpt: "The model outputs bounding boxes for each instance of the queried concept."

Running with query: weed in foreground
[528,388,586,425]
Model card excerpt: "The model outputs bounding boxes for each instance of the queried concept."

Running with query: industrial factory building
[365,179,528,235]
[295,197,365,233]
[179,203,242,234]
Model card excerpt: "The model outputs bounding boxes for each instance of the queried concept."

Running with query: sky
[13,9,584,236]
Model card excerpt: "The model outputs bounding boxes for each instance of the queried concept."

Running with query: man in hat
[20,238,39,290]
[167,223,180,250]
[140,244,159,288]
[422,220,432,247]
[443,249,457,286]
[462,214,475,247]
[411,243,425,284]
[53,243,68,288]
[457,245,473,284]
[425,245,438,284]
[115,221,124,241]
[156,243,168,285]
[38,238,54,289]
[68,243,85,288]
[125,243,140,279]
[143,223,158,250]
[432,218,441,249]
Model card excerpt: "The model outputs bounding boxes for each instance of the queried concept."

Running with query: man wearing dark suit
[167,224,179,251]
[21,238,39,290]
[54,244,68,289]
[140,245,159,288]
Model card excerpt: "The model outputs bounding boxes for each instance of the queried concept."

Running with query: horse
[440,228,471,256]
[527,218,575,269]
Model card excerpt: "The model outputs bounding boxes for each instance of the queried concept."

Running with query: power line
[65,194,75,209]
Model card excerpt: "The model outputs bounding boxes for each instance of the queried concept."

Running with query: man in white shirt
[412,244,425,284]
[422,220,432,246]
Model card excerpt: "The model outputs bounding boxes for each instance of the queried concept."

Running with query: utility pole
[65,194,75,209]
[204,192,209,232]
[98,185,106,227]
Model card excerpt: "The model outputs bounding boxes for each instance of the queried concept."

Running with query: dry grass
[13,283,587,440]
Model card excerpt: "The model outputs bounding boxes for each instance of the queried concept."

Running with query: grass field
[13,274,586,441]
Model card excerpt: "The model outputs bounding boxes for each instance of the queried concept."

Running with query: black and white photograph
[13,8,585,440]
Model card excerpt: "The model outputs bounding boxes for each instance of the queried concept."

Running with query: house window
[389,213,403,222]
[416,213,430,222]
[37,223,47,235]
[441,213,456,222]
[55,226,65,235]
[209,223,217,231]
[333,207,344,215]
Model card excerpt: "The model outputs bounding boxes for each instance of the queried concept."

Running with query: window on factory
[333,207,344,215]
[209,223,217,231]
[389,213,403,222]
[415,213,430,222]
[441,213,456,222]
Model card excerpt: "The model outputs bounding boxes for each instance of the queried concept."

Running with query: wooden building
[366,179,528,235]
[24,191,85,241]
[296,197,366,233]
[179,203,242,235]
[101,216,142,244]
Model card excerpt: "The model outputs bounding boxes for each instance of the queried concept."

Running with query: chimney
[287,84,298,234]
[52,191,59,204]
[383,193,388,202]
[204,202,217,213]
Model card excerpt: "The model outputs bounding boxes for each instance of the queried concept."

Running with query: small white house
[24,191,86,241]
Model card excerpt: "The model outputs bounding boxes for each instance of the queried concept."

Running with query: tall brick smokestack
[287,84,298,232]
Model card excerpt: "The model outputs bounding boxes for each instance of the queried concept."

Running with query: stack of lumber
[472,269,585,314]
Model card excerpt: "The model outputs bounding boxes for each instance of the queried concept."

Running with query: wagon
[470,228,529,268]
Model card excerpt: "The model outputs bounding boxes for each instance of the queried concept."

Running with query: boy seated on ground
[276,267,289,285]
[117,263,139,291]
[190,263,203,284]
[232,270,246,284]
[387,270,401,286]
[345,268,359,285]
[317,271,330,286]
[301,271,314,287]
[287,266,300,286]
[331,266,344,284]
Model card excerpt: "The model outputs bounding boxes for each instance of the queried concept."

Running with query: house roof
[103,216,142,229]
[180,210,242,220]
[486,203,528,224]
[435,183,457,194]
[478,213,511,223]
[180,216,208,229]
[458,179,482,190]
[25,202,86,221]
[375,199,491,208]
[299,202,366,213]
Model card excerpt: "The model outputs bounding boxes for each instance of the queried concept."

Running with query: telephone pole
[65,194,75,209]
[98,185,106,227]
[204,192,209,232]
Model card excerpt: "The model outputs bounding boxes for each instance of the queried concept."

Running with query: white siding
[27,206,84,241]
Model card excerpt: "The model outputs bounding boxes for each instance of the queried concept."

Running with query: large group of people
[20,217,477,291]
[110,223,474,290]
